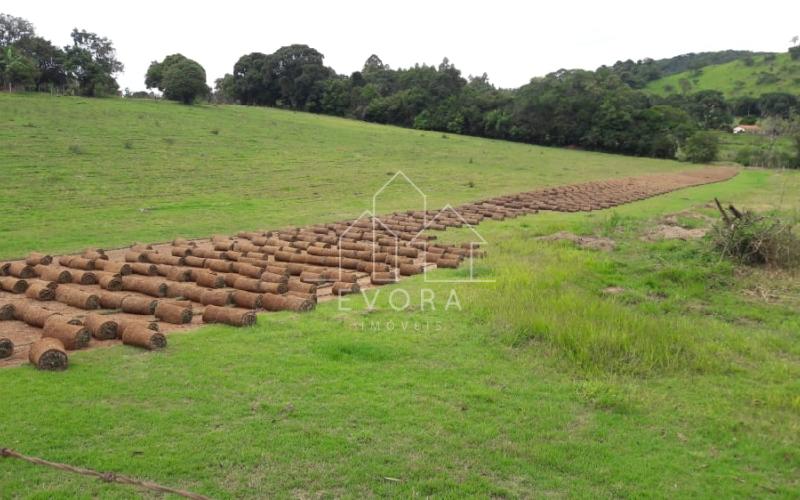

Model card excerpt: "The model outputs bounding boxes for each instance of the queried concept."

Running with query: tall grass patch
[467,241,721,376]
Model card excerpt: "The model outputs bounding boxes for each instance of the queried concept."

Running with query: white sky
[4,0,799,91]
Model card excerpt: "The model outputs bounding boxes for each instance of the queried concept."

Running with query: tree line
[0,13,122,96]
[2,12,799,165]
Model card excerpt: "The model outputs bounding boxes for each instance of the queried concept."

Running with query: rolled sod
[332,281,360,296]
[25,283,55,301]
[29,338,68,371]
[320,269,357,283]
[43,317,91,350]
[84,313,119,340]
[121,276,167,297]
[82,249,107,261]
[0,337,13,359]
[97,272,123,291]
[183,256,206,268]
[130,262,158,276]
[54,287,99,310]
[286,291,317,303]
[435,258,460,269]
[166,267,193,282]
[0,303,14,320]
[0,277,29,293]
[4,262,36,278]
[154,301,193,324]
[204,259,234,273]
[168,283,205,302]
[98,291,128,309]
[117,318,159,336]
[95,260,132,275]
[14,303,62,327]
[200,289,231,306]
[195,271,225,288]
[287,280,316,294]
[59,256,95,270]
[261,293,315,312]
[122,325,167,350]
[230,290,262,309]
[34,265,72,283]
[25,252,53,266]
[232,276,263,293]
[202,305,257,326]
[233,263,263,279]
[260,271,289,284]
[120,295,158,315]
[260,281,288,294]
[399,263,424,276]
[72,270,98,285]
[370,271,398,285]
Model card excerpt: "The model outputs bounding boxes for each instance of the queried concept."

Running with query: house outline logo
[410,203,493,284]
[337,170,491,284]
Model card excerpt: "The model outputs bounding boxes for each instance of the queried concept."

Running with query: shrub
[735,146,794,168]
[683,132,719,163]
[739,116,757,125]
[790,46,800,61]
[711,202,800,268]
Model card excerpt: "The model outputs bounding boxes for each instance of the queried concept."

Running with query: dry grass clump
[711,198,800,268]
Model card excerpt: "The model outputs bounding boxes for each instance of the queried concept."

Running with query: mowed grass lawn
[1,94,799,497]
[0,92,693,260]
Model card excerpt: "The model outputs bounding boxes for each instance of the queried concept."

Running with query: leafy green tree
[0,13,34,47]
[64,29,123,96]
[687,90,732,130]
[759,92,799,118]
[15,36,67,91]
[232,52,274,105]
[683,132,719,163]
[0,46,36,90]
[212,73,236,103]
[161,58,209,104]
[145,53,189,91]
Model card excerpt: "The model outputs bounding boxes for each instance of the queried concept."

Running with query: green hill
[645,52,800,97]
[0,92,689,259]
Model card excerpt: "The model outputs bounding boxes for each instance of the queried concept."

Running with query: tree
[0,13,34,47]
[683,132,719,163]
[145,53,189,91]
[687,90,732,130]
[161,58,209,104]
[0,46,36,90]
[64,29,123,96]
[759,92,799,118]
[213,73,236,103]
[15,36,67,91]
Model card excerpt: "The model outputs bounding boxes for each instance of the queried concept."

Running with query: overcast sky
[4,0,799,91]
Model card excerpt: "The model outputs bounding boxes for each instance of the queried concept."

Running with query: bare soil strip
[0,167,737,368]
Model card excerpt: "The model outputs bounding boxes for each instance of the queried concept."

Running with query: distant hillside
[645,52,800,97]
[604,50,771,89]
[653,50,773,76]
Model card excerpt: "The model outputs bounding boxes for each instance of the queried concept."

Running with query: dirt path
[0,167,738,368]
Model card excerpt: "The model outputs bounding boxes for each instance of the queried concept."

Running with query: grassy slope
[0,93,689,260]
[1,169,798,498]
[1,94,799,497]
[646,53,800,97]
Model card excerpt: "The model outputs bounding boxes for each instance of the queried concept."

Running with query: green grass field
[646,53,800,97]
[0,92,693,260]
[1,94,799,497]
